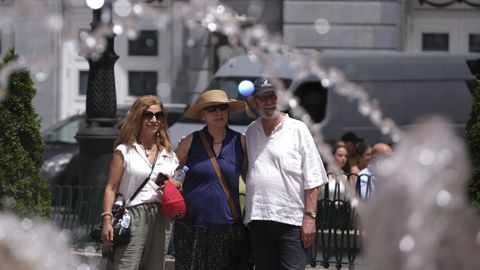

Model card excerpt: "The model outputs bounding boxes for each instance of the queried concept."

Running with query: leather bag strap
[199,129,239,221]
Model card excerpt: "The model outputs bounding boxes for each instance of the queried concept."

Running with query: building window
[128,30,158,56]
[422,33,449,51]
[469,34,480,53]
[79,71,89,96]
[128,71,157,96]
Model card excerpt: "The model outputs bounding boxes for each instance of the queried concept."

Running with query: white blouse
[116,142,179,207]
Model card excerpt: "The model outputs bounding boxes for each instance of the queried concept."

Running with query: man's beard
[260,107,281,120]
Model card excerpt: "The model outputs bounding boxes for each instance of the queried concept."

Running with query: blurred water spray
[0,212,82,270]
[1,1,478,268]
[359,116,480,270]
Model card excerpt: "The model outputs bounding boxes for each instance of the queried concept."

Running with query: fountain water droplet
[436,189,451,207]
[186,39,196,48]
[86,0,105,10]
[132,4,143,15]
[113,0,132,17]
[35,72,48,82]
[20,218,33,230]
[113,24,123,35]
[314,18,330,34]
[359,100,372,116]
[399,234,415,252]
[419,148,435,166]
[216,5,225,13]
[77,263,91,270]
[127,29,138,40]
[207,22,217,32]
[47,15,63,31]
[157,82,172,99]
[321,78,331,88]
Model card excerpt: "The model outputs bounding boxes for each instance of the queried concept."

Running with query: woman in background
[323,143,351,201]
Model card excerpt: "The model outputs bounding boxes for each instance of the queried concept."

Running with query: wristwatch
[304,211,317,219]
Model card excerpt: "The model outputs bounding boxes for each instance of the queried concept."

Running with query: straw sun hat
[184,90,247,119]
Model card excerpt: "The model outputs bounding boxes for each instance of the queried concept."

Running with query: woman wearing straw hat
[174,89,251,270]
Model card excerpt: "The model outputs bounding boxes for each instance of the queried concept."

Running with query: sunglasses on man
[142,111,164,119]
[202,104,229,113]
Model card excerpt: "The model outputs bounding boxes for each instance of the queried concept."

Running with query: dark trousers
[248,220,306,270]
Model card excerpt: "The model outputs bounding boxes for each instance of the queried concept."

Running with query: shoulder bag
[90,150,159,247]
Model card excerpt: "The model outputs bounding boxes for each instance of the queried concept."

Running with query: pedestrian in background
[245,78,328,270]
[174,89,250,270]
[340,131,361,174]
[358,142,393,199]
[354,141,373,174]
[322,143,351,201]
[101,95,179,270]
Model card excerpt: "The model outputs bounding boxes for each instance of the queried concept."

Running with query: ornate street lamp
[76,0,119,188]
[466,58,480,94]
[419,0,480,7]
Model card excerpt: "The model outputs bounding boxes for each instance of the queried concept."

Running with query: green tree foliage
[0,48,51,217]
[466,79,480,210]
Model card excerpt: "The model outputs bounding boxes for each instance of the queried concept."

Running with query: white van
[172,52,476,145]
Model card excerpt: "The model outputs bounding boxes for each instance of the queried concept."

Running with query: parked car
[41,103,186,186]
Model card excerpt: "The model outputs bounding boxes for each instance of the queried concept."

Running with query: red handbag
[160,181,186,219]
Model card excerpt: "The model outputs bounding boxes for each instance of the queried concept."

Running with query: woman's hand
[170,178,182,189]
[101,217,114,246]
[157,177,182,190]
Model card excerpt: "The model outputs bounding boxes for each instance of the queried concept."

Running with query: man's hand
[301,215,316,248]
[178,136,187,144]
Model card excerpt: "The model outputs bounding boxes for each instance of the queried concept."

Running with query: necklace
[139,142,154,157]
[212,135,225,145]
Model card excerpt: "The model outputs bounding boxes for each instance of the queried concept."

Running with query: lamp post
[76,0,119,188]
[466,58,480,94]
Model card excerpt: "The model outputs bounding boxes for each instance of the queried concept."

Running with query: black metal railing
[309,172,373,269]
[50,185,104,244]
[49,185,247,246]
[50,173,374,269]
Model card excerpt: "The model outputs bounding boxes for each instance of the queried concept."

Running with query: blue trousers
[248,220,306,270]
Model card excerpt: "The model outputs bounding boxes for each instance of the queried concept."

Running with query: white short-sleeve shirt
[116,142,179,207]
[244,115,328,226]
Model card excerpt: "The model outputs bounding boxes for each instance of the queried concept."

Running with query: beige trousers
[113,203,167,270]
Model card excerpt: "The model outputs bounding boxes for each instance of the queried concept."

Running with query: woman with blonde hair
[101,95,179,270]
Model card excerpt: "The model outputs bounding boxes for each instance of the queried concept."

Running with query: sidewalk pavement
[75,250,350,270]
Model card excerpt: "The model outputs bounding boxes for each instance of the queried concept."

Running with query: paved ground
[76,227,353,269]
[75,250,351,270]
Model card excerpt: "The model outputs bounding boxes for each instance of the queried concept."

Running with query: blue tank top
[182,126,244,228]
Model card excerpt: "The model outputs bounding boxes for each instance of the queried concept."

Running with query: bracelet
[101,211,113,218]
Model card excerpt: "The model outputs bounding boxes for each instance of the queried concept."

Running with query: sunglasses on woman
[142,111,164,119]
[202,104,229,113]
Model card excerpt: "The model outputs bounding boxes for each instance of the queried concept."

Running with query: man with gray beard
[244,78,328,270]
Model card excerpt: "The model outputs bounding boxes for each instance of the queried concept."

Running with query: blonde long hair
[114,95,173,153]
